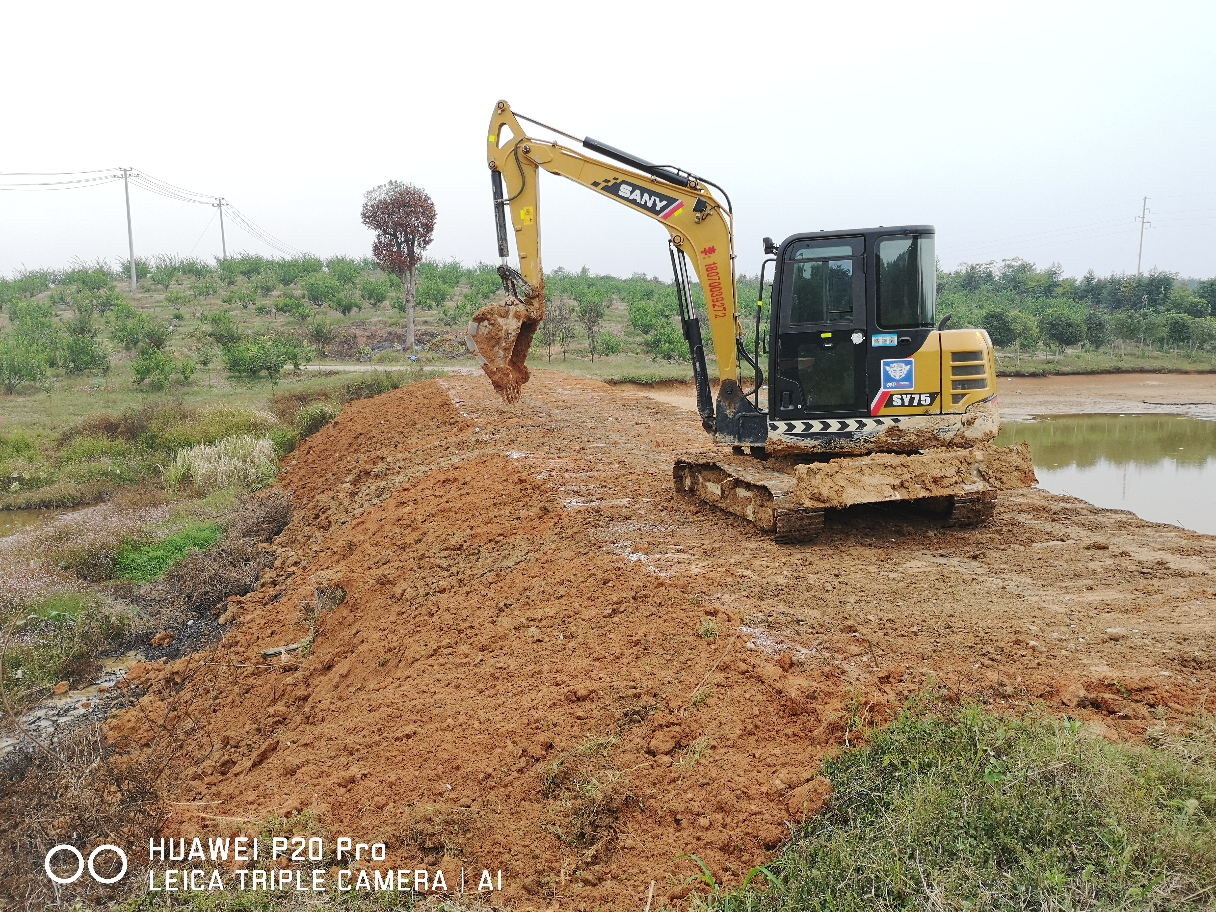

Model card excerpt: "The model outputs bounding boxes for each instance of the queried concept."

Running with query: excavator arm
[469,101,765,443]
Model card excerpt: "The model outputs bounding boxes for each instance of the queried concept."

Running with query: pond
[996,414,1216,536]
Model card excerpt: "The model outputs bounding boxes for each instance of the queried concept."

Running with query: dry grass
[163,435,278,492]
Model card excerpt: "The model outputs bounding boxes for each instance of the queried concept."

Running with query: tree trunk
[404,267,417,351]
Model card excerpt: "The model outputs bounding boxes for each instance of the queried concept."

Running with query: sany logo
[592,178,684,220]
[44,844,128,885]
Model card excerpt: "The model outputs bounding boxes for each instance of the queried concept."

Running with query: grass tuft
[112,522,221,582]
[698,694,1216,912]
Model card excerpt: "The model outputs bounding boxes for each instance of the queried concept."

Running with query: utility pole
[121,167,137,292]
[1136,196,1151,277]
[216,197,228,260]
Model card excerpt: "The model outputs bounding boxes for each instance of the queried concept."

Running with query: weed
[577,733,620,756]
[676,736,711,769]
[113,522,221,582]
[163,435,278,492]
[689,686,713,709]
[697,617,720,640]
[700,696,1216,912]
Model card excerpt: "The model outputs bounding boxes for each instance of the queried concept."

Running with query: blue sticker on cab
[872,333,898,346]
[881,358,915,390]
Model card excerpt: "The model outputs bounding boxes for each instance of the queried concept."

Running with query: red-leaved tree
[360,181,436,351]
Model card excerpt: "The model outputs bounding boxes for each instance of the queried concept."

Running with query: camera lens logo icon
[44,845,128,885]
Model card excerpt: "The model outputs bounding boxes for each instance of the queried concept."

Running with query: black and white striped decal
[769,417,905,435]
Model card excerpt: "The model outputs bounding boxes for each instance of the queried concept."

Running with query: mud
[109,372,1216,910]
[793,442,1037,510]
[768,400,1002,457]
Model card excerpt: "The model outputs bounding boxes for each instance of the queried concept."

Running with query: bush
[164,288,195,307]
[302,272,341,305]
[162,435,278,492]
[1039,309,1085,352]
[598,332,623,355]
[204,311,243,346]
[329,292,361,317]
[981,308,1016,348]
[325,257,362,286]
[191,276,220,298]
[132,347,176,388]
[296,401,341,437]
[0,337,49,394]
[111,301,170,350]
[222,336,312,380]
[275,294,313,324]
[359,277,392,306]
[222,284,258,309]
[61,333,109,374]
[112,523,221,582]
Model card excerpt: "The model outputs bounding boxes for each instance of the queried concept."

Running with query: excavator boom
[470,101,763,441]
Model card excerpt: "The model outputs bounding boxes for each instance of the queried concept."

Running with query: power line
[1,164,307,260]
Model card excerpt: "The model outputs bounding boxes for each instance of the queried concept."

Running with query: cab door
[771,238,867,418]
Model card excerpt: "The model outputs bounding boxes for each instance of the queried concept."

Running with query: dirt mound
[108,373,1216,910]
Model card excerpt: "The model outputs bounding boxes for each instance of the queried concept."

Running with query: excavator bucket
[466,269,544,404]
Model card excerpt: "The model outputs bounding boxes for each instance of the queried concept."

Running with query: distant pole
[216,197,228,260]
[1135,196,1151,277]
[121,167,137,291]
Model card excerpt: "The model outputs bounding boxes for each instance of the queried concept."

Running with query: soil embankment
[110,373,1216,909]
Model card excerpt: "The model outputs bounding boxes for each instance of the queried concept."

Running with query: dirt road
[112,373,1216,910]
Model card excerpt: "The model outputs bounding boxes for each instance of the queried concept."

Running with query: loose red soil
[110,372,1216,910]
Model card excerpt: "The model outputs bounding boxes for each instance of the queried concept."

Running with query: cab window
[876,235,936,329]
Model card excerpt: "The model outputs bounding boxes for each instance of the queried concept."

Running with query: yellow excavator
[468,100,1034,540]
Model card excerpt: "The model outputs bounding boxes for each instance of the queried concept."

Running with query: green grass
[699,695,1216,912]
[112,521,221,582]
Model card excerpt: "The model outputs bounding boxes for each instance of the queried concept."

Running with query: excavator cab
[769,227,936,421]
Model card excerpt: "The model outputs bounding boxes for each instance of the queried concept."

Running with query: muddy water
[0,508,58,538]
[997,414,1216,535]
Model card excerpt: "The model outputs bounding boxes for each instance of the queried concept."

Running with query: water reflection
[996,415,1216,535]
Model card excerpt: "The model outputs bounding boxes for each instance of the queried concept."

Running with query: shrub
[111,301,170,350]
[204,311,243,346]
[302,272,341,305]
[164,288,195,307]
[1039,309,1085,352]
[0,337,49,394]
[163,435,278,492]
[191,276,220,298]
[358,277,392,306]
[252,271,280,296]
[325,257,362,286]
[132,346,177,388]
[60,333,110,374]
[112,523,221,582]
[329,293,361,317]
[275,295,313,324]
[598,332,623,355]
[296,401,341,438]
[222,336,312,380]
[222,284,258,309]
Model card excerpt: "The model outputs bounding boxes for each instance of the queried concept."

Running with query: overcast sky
[3,1,1214,281]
